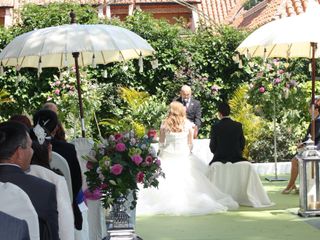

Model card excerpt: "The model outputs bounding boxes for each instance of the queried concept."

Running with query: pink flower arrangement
[110,164,123,175]
[84,130,164,209]
[115,143,126,152]
[131,154,143,165]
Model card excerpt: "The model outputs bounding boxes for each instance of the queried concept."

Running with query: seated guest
[42,102,66,142]
[33,109,83,230]
[29,127,74,240]
[9,114,32,128]
[209,102,246,165]
[0,211,30,240]
[282,98,320,194]
[0,121,59,240]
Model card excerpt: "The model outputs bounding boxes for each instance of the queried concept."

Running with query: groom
[209,102,246,165]
[176,85,201,137]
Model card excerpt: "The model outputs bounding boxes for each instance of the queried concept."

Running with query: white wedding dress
[136,120,239,216]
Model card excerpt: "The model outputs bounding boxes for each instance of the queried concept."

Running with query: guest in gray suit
[0,211,30,240]
[0,121,59,240]
[176,85,202,138]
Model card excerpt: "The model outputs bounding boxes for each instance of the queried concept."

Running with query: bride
[136,101,238,215]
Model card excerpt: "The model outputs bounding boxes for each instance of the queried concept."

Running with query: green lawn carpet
[136,175,320,240]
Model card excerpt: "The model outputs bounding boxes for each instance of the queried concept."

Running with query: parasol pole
[70,10,86,137]
[73,52,86,138]
[311,42,317,141]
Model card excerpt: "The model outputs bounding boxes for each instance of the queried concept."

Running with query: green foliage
[229,84,262,159]
[46,71,104,139]
[20,3,100,31]
[100,87,167,135]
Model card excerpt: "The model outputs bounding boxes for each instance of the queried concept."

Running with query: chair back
[71,137,94,190]
[50,151,73,200]
[0,182,40,240]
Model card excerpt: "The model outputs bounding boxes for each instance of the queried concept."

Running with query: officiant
[176,85,202,138]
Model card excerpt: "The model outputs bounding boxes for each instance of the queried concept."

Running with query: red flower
[136,172,145,183]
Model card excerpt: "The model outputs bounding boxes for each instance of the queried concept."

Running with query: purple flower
[259,86,265,93]
[136,172,145,183]
[115,143,126,152]
[84,188,102,200]
[110,164,123,175]
[274,78,281,84]
[100,183,108,190]
[86,161,94,170]
[132,154,143,166]
[155,159,161,166]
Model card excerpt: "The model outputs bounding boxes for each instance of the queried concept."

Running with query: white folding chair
[0,182,40,240]
[71,137,94,190]
[72,138,107,240]
[28,165,75,240]
[50,151,73,201]
[207,161,274,207]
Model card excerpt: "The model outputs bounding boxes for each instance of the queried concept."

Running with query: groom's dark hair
[218,102,230,117]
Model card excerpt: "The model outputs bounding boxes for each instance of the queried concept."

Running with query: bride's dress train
[137,123,239,216]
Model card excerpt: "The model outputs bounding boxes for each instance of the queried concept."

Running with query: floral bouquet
[84,130,164,209]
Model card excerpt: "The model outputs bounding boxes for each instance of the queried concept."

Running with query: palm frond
[229,84,263,160]
[119,87,149,110]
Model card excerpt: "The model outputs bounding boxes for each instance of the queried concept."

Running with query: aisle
[135,175,320,240]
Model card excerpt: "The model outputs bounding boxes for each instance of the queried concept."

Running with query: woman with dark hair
[9,114,32,128]
[282,98,320,194]
[27,124,75,240]
[30,140,51,170]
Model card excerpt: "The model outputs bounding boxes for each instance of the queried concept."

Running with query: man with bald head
[43,102,58,113]
[176,85,202,137]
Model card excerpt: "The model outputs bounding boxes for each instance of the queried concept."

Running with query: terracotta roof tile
[234,0,320,29]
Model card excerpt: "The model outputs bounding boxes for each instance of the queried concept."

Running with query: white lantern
[298,137,320,217]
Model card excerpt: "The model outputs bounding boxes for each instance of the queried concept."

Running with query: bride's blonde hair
[163,101,186,132]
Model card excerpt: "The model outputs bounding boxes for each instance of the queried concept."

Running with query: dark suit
[52,139,83,230]
[209,117,246,164]
[0,165,59,240]
[0,211,30,240]
[177,97,202,129]
[303,116,320,147]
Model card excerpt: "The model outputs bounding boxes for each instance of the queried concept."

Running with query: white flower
[130,138,137,146]
[99,173,105,181]
[149,146,157,157]
[109,135,115,142]
[124,133,130,139]
[141,144,147,150]
[129,130,135,138]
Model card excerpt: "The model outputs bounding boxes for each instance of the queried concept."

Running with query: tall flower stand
[105,196,140,240]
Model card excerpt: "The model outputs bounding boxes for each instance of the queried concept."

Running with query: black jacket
[209,117,246,164]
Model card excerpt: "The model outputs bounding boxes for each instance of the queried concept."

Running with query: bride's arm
[159,125,166,154]
[188,128,193,152]
[159,127,166,145]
